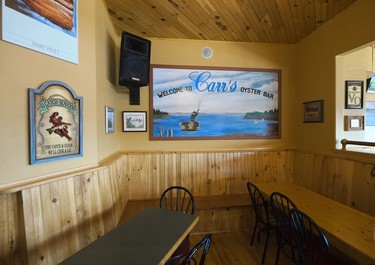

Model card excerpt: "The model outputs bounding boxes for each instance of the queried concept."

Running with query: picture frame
[105,106,115,134]
[150,65,281,140]
[2,0,79,64]
[345,80,363,109]
[344,115,364,131]
[29,80,83,164]
[122,111,147,132]
[303,100,324,123]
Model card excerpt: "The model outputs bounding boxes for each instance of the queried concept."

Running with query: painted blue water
[366,114,375,126]
[153,113,278,138]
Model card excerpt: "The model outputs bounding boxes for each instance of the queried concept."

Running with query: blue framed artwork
[29,80,83,164]
[150,65,281,140]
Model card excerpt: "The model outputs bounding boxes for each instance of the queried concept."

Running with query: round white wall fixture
[202,47,213,59]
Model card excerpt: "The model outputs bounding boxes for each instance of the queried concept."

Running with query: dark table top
[59,207,199,265]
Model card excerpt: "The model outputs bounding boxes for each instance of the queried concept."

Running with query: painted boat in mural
[179,121,200,131]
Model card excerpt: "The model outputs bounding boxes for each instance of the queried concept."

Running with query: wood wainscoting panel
[293,150,375,216]
[124,150,294,199]
[0,192,27,265]
[1,149,293,264]
[21,166,129,265]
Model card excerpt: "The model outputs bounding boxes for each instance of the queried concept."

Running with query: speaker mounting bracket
[129,83,140,105]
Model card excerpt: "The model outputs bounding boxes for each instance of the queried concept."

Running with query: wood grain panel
[103,0,357,44]
[0,192,26,265]
[293,150,375,216]
[21,166,128,265]
[2,149,374,265]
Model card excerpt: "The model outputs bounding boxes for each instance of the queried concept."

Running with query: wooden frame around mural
[149,65,281,140]
[29,80,83,164]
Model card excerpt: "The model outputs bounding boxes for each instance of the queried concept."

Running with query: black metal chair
[160,186,195,214]
[290,209,331,265]
[247,182,278,264]
[270,191,298,265]
[160,186,196,264]
[180,234,212,265]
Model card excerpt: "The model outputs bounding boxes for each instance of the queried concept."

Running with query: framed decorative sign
[150,65,281,140]
[345,80,363,109]
[303,100,324,123]
[29,80,83,164]
[105,106,115,134]
[122,111,147,132]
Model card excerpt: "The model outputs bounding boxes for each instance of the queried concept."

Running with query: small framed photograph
[303,100,324,123]
[344,115,364,131]
[345,80,363,109]
[105,106,115,134]
[122,111,147,132]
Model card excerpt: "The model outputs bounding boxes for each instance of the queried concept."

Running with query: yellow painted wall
[295,0,375,151]
[95,0,121,160]
[117,39,297,151]
[1,0,375,187]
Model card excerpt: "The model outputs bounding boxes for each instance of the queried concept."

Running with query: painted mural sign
[29,81,83,164]
[150,65,281,140]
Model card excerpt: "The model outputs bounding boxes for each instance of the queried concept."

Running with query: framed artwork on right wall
[345,80,363,109]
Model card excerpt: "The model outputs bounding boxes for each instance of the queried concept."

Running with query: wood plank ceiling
[104,0,357,44]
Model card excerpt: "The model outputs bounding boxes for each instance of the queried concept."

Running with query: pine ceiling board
[231,0,265,42]
[107,0,178,38]
[128,0,197,39]
[211,0,249,41]
[292,0,308,42]
[161,0,226,41]
[194,0,240,41]
[231,0,264,43]
[319,0,330,29]
[326,0,335,20]
[132,0,189,38]
[301,0,315,37]
[241,1,272,42]
[262,0,288,43]
[104,0,358,44]
[274,0,298,44]
[147,0,208,40]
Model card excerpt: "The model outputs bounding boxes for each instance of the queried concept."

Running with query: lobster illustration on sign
[46,112,72,141]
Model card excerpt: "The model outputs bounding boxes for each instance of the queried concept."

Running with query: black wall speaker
[119,32,151,105]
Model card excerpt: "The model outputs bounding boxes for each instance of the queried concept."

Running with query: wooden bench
[118,194,252,233]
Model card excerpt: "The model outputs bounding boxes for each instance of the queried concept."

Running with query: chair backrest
[247,182,271,224]
[290,209,330,265]
[181,234,212,265]
[160,186,195,214]
[270,192,298,244]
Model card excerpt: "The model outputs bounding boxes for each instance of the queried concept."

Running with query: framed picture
[344,115,364,131]
[345,80,363,109]
[2,0,79,64]
[29,80,83,164]
[303,100,324,123]
[122,111,147,132]
[105,106,115,134]
[150,65,281,140]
